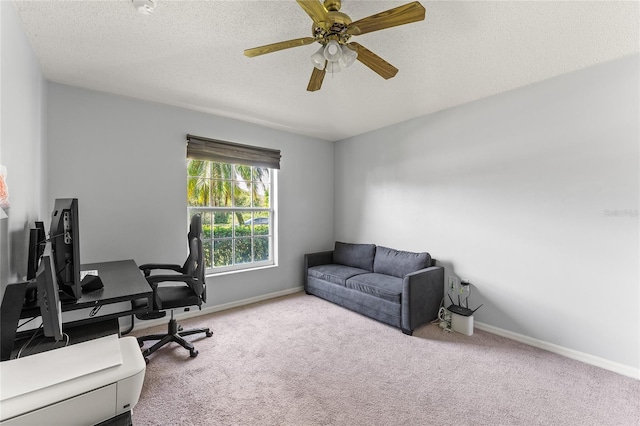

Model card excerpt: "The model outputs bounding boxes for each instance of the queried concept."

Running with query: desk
[20,259,152,327]
[3,260,151,361]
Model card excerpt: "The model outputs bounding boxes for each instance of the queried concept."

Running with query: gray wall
[0,1,48,289]
[334,54,639,370]
[46,83,334,307]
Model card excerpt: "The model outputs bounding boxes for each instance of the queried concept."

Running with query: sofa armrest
[304,251,334,268]
[401,266,444,334]
[304,251,334,292]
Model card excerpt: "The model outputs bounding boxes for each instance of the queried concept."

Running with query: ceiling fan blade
[296,0,329,26]
[244,37,316,58]
[349,43,398,80]
[307,64,326,92]
[347,1,425,36]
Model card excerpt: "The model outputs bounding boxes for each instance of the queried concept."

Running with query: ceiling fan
[244,0,426,92]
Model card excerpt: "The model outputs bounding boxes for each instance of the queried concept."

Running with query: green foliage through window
[188,160,273,271]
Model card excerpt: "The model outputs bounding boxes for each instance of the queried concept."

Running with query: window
[186,135,280,273]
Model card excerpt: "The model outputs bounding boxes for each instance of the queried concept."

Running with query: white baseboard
[475,322,639,380]
[130,286,304,332]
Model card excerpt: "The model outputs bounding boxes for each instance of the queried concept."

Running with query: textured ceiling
[12,0,640,141]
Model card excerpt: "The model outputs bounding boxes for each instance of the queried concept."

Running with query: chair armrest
[303,251,334,292]
[138,263,183,277]
[146,273,194,285]
[146,274,205,302]
[401,266,444,334]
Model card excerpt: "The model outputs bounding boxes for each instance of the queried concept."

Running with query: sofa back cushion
[333,242,376,272]
[373,246,431,278]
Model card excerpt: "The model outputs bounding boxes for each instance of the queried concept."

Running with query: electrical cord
[16,326,70,359]
[16,324,43,359]
[437,307,452,332]
[430,297,444,324]
[430,298,452,332]
[58,333,70,349]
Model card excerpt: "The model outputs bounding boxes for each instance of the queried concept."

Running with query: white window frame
[187,161,276,274]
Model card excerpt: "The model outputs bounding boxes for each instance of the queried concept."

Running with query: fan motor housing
[312,11,352,45]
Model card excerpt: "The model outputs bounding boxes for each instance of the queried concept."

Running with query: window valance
[186,134,281,170]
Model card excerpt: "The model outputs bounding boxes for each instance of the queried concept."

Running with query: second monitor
[50,198,81,302]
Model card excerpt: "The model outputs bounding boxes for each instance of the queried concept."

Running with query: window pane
[233,212,250,237]
[253,181,269,208]
[213,212,230,239]
[212,179,231,207]
[234,238,252,264]
[203,240,213,269]
[254,213,269,236]
[187,160,207,177]
[213,210,230,224]
[254,237,269,261]
[236,165,252,181]
[213,225,232,240]
[213,239,232,267]
[253,167,270,183]
[233,181,251,207]
[187,177,210,206]
[212,162,232,179]
[201,211,213,239]
[196,212,212,268]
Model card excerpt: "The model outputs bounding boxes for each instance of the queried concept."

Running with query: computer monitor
[26,221,46,281]
[50,198,81,302]
[36,245,64,342]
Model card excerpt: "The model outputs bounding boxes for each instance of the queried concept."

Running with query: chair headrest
[189,213,202,239]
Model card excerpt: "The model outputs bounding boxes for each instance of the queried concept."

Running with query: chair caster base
[190,350,198,358]
[206,331,213,337]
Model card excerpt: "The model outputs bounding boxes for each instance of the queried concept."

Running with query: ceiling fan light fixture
[339,45,357,68]
[326,61,341,74]
[132,0,156,15]
[310,46,326,70]
[323,40,342,62]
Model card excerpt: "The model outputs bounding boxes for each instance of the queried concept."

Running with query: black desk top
[67,259,152,311]
[19,259,152,325]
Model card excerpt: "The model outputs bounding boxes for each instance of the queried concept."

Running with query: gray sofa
[304,242,444,335]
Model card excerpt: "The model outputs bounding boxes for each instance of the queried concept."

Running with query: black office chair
[133,214,212,362]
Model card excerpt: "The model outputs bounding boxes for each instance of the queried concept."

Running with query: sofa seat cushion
[345,273,403,304]
[374,246,431,278]
[308,264,370,286]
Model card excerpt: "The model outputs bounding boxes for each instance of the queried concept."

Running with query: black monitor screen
[36,245,64,342]
[50,198,81,301]
[26,221,46,281]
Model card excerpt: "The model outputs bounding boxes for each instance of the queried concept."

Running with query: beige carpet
[131,293,639,425]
